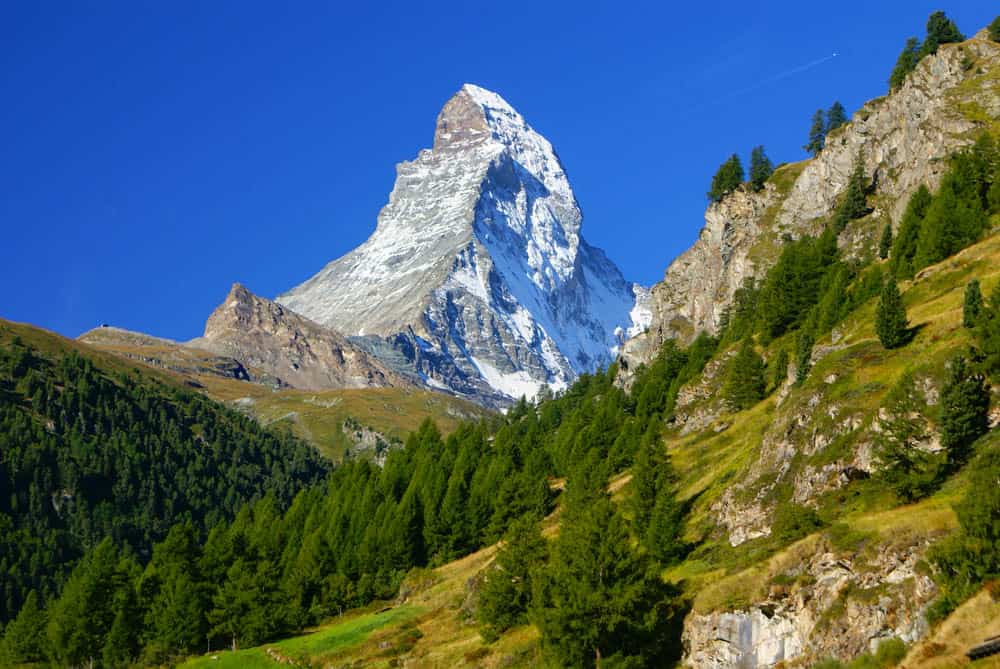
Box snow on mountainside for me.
[278,84,648,404]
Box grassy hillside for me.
[77,326,493,461]
[0,318,330,625]
[171,224,1000,669]
[195,376,491,461]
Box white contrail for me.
[696,52,839,110]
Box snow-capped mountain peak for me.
[278,84,648,405]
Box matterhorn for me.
[278,84,649,405]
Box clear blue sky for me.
[1,2,994,341]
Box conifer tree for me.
[876,372,939,502]
[531,494,678,668]
[477,515,547,641]
[804,109,826,156]
[879,223,893,260]
[920,11,964,57]
[46,539,142,667]
[976,283,1000,381]
[771,348,790,390]
[708,154,745,202]
[723,339,766,410]
[876,277,909,349]
[939,355,989,468]
[814,264,852,333]
[913,180,987,271]
[0,590,47,664]
[889,37,921,89]
[990,16,1000,42]
[963,279,983,328]
[749,145,774,191]
[833,152,869,232]
[795,330,814,385]
[826,101,848,132]
[889,185,932,278]
[142,522,209,659]
[628,436,665,531]
[645,487,685,564]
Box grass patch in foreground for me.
[180,605,422,668]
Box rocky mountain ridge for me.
[623,31,1000,374]
[278,84,649,404]
[187,283,411,391]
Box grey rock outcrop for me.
[683,539,938,668]
[624,34,1000,374]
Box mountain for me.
[6,18,1000,669]
[188,282,411,390]
[622,29,1000,375]
[278,84,649,405]
[79,324,256,382]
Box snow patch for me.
[471,356,544,401]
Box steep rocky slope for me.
[624,30,1000,373]
[188,282,411,391]
[278,84,648,404]
[79,325,255,382]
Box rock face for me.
[189,283,409,390]
[79,325,254,383]
[624,34,1000,372]
[278,84,648,404]
[683,539,938,668]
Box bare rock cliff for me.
[188,283,411,391]
[623,34,1000,375]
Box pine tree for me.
[795,330,814,385]
[530,494,679,668]
[804,109,826,156]
[976,283,1000,381]
[0,590,47,664]
[876,372,939,501]
[912,177,987,271]
[46,539,141,667]
[708,154,745,202]
[477,515,547,641]
[889,185,932,278]
[771,348,790,390]
[939,355,989,469]
[963,279,983,328]
[920,11,964,58]
[826,101,848,133]
[889,37,921,89]
[833,152,869,232]
[749,145,774,191]
[628,436,665,531]
[142,522,209,659]
[879,223,893,260]
[723,339,766,410]
[990,16,1000,42]
[876,277,909,349]
[645,487,685,564]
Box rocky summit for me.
[278,84,649,405]
[188,282,409,391]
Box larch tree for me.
[708,154,745,202]
[804,109,826,156]
[963,279,983,328]
[879,223,893,260]
[938,355,990,469]
[749,145,774,191]
[826,101,848,132]
[876,277,909,349]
